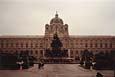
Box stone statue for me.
[50,33,62,57]
[51,33,62,49]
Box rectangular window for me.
[40,43,43,48]
[100,43,102,48]
[26,43,28,48]
[30,50,33,54]
[110,43,112,48]
[71,50,73,55]
[90,43,92,48]
[35,50,38,54]
[21,43,23,48]
[16,43,18,47]
[31,43,33,48]
[40,50,43,55]
[95,43,97,48]
[6,43,8,47]
[35,43,38,47]
[85,43,87,48]
[76,51,78,54]
[11,43,13,47]
[1,43,3,48]
[105,43,108,48]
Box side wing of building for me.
[0,35,115,59]
[0,36,44,58]
[69,36,115,58]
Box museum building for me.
[0,13,115,63]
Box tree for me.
[110,50,115,77]
[94,51,113,70]
[80,49,93,69]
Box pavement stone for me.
[0,64,114,77]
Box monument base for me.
[41,57,74,64]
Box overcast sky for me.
[0,0,115,36]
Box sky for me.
[0,0,115,36]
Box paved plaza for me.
[0,64,114,77]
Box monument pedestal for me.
[42,57,74,64]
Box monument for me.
[43,33,71,63]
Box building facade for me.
[0,13,115,61]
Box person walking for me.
[38,63,41,69]
[41,62,44,69]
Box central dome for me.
[50,13,63,24]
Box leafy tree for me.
[94,51,113,70]
[80,49,93,69]
[110,50,115,77]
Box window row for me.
[0,50,43,56]
[70,43,114,48]
[0,43,43,48]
